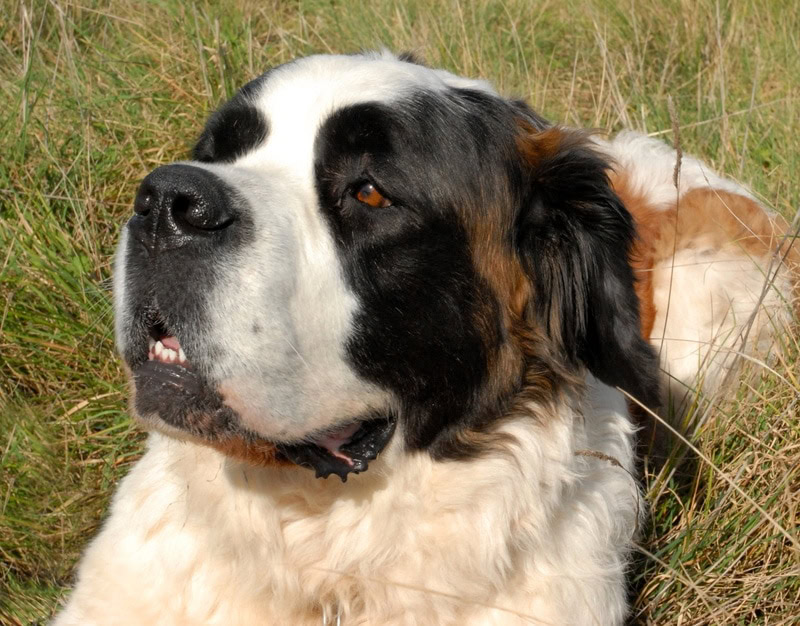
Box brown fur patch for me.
[609,175,659,338]
[208,436,287,468]
[461,125,567,417]
[515,124,573,165]
[453,124,581,447]
[611,175,799,341]
[642,187,794,267]
[465,213,530,399]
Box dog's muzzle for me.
[117,164,397,481]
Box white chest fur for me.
[54,377,639,626]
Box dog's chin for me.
[131,360,237,438]
[129,360,396,481]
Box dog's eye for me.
[354,182,392,208]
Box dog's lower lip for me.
[133,360,203,395]
[277,416,397,482]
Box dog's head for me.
[114,52,659,481]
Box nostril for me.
[134,186,155,217]
[171,193,195,229]
[171,192,234,232]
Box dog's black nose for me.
[130,164,236,251]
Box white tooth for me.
[154,341,164,356]
[163,348,176,362]
[148,338,155,350]
[178,347,186,363]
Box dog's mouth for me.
[148,334,189,368]
[276,415,396,482]
[129,317,395,481]
[131,323,231,441]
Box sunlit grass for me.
[1,0,798,623]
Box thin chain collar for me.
[321,604,342,626]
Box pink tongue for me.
[315,422,361,466]
[161,336,181,351]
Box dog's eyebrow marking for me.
[193,100,269,163]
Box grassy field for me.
[1,0,798,623]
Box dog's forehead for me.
[234,52,496,174]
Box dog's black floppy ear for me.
[397,50,426,66]
[514,124,661,407]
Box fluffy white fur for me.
[55,378,638,626]
[599,131,757,208]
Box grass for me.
[1,0,798,623]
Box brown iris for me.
[355,182,392,208]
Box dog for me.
[53,51,795,625]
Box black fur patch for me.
[193,76,269,163]
[510,99,551,132]
[314,87,659,457]
[514,129,661,407]
[133,361,238,439]
[314,95,511,453]
[397,50,425,66]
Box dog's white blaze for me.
[236,53,496,181]
[167,163,385,440]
